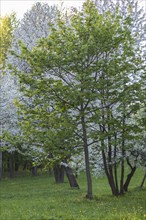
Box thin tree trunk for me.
[123,159,136,192]
[9,153,14,178]
[111,112,119,194]
[14,152,19,172]
[81,113,93,199]
[108,145,117,195]
[120,156,125,194]
[65,166,79,188]
[102,149,117,196]
[107,113,117,196]
[123,166,136,192]
[100,92,118,195]
[140,173,146,189]
[100,120,118,196]
[102,98,118,196]
[32,166,37,176]
[53,165,64,183]
[119,87,127,195]
[114,145,119,194]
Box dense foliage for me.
[0,0,145,199]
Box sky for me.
[1,0,85,18]
[1,0,146,19]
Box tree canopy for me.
[11,0,145,198]
[0,13,17,70]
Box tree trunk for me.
[0,151,2,179]
[114,156,119,194]
[140,173,146,189]
[120,158,125,194]
[32,166,37,176]
[108,166,118,195]
[123,166,136,192]
[100,104,119,196]
[102,149,118,196]
[81,114,93,199]
[108,141,117,195]
[65,166,79,188]
[14,152,19,172]
[53,165,64,183]
[113,134,119,194]
[9,153,14,178]
[120,137,125,195]
[120,104,126,195]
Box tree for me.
[0,73,20,178]
[134,107,146,189]
[92,0,146,195]
[12,0,144,198]
[1,3,59,178]
[0,13,17,70]
[0,13,17,179]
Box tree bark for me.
[102,149,118,196]
[14,152,19,172]
[140,173,146,189]
[113,133,119,195]
[120,100,126,195]
[32,166,37,176]
[65,166,79,188]
[9,153,14,178]
[100,100,119,196]
[123,166,136,192]
[107,140,117,195]
[120,157,125,195]
[81,114,93,199]
[120,129,125,195]
[53,165,64,183]
[114,150,119,194]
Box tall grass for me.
[0,170,145,220]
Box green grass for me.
[0,171,146,220]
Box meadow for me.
[0,170,145,220]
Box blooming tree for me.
[1,3,58,177]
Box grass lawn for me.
[0,170,146,220]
